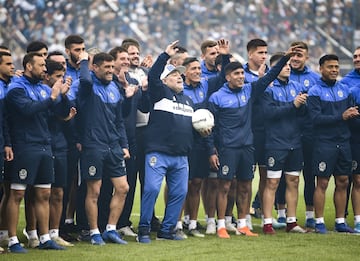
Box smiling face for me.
[226,68,245,89]
[290,48,308,71]
[127,45,140,67]
[184,60,201,86]
[320,59,339,81]
[114,51,130,73]
[93,60,115,83]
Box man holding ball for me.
[137,41,210,243]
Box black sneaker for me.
[77,230,91,242]
[150,217,161,232]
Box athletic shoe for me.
[334,223,354,233]
[0,236,9,248]
[90,234,105,245]
[102,230,128,244]
[156,230,184,241]
[315,223,327,234]
[263,224,276,235]
[250,208,262,219]
[51,236,74,247]
[118,226,137,237]
[188,229,205,238]
[28,238,40,248]
[182,222,189,230]
[225,222,237,233]
[305,218,316,229]
[175,229,188,239]
[236,226,259,237]
[217,228,230,239]
[277,217,286,224]
[354,222,360,233]
[272,218,286,229]
[286,223,307,233]
[150,217,161,232]
[206,222,216,235]
[77,230,91,242]
[62,223,79,233]
[0,246,3,253]
[38,240,65,250]
[136,234,151,243]
[8,243,28,253]
[196,222,205,230]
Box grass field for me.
[1,174,359,261]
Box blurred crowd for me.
[0,0,358,70]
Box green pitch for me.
[1,174,358,261]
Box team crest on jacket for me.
[319,162,326,172]
[241,95,246,102]
[222,165,229,175]
[199,91,204,99]
[149,156,157,167]
[19,169,27,180]
[290,89,296,97]
[337,90,343,98]
[89,166,96,176]
[352,160,358,171]
[109,92,115,101]
[40,89,47,98]
[304,79,310,87]
[268,157,275,168]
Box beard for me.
[70,52,78,65]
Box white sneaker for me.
[225,222,237,232]
[28,238,40,248]
[51,236,74,246]
[206,222,216,235]
[118,226,137,237]
[287,225,307,233]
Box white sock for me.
[28,230,38,240]
[176,221,183,230]
[264,218,272,225]
[335,218,345,224]
[90,228,100,236]
[49,229,59,238]
[278,209,286,218]
[39,233,51,244]
[106,224,116,231]
[354,215,360,224]
[286,217,297,223]
[305,211,314,220]
[189,220,197,230]
[183,215,190,224]
[225,216,232,224]
[8,236,19,247]
[65,219,74,224]
[316,217,324,224]
[207,217,215,225]
[217,219,225,229]
[237,219,247,229]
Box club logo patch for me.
[304,79,310,87]
[40,89,47,98]
[337,90,343,98]
[290,89,296,97]
[149,156,157,167]
[241,95,246,102]
[89,166,96,176]
[352,160,358,171]
[19,169,27,180]
[222,165,229,175]
[109,92,115,101]
[319,162,326,172]
[268,157,275,168]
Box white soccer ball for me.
[192,109,214,132]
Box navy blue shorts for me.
[80,146,127,181]
[351,144,360,174]
[266,148,303,172]
[313,143,352,177]
[217,146,255,181]
[11,145,54,185]
[188,146,210,180]
[53,150,68,188]
[3,161,13,182]
[253,131,266,166]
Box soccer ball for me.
[192,109,214,132]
